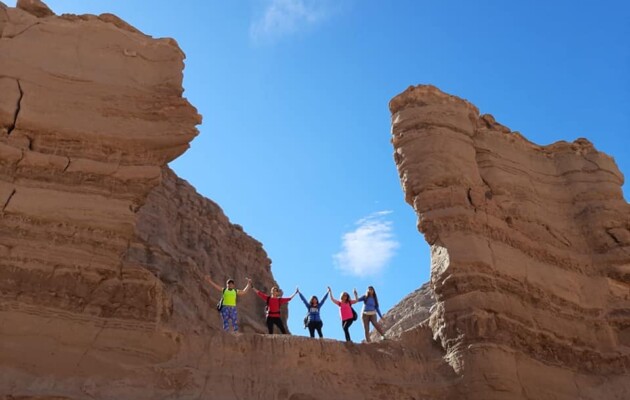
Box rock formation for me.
[0,2,456,399]
[375,282,434,340]
[2,1,628,399]
[389,85,630,399]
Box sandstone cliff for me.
[3,1,628,399]
[0,0,278,331]
[389,85,630,399]
[0,2,457,399]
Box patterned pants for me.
[220,306,238,332]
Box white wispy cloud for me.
[334,211,399,277]
[250,0,336,42]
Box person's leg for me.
[369,314,385,336]
[220,307,230,331]
[230,307,239,332]
[342,319,353,342]
[307,322,316,338]
[272,317,286,334]
[362,313,371,342]
[315,321,323,338]
[266,317,274,334]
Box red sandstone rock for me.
[16,0,53,18]
[0,2,455,399]
[389,84,630,399]
[3,1,626,399]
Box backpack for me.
[216,288,225,312]
[351,306,358,321]
[303,314,309,328]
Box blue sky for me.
[12,0,629,341]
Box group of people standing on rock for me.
[204,275,387,343]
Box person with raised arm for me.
[205,275,251,333]
[297,288,329,338]
[327,286,359,342]
[253,284,298,334]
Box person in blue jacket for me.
[353,286,386,342]
[297,288,329,338]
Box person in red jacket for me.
[253,285,298,334]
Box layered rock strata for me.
[0,3,458,399]
[1,0,271,394]
[389,85,630,399]
[0,0,278,332]
[0,323,456,400]
[376,282,434,340]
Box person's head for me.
[271,286,281,298]
[340,292,351,303]
[366,286,379,307]
[226,279,235,289]
[310,296,319,306]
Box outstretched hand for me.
[204,275,222,291]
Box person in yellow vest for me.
[205,275,251,332]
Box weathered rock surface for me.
[0,0,279,332]
[389,84,630,399]
[0,2,457,399]
[376,282,435,341]
[6,1,627,399]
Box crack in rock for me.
[7,80,23,136]
[606,229,623,246]
[2,188,16,212]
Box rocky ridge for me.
[2,1,629,399]
[0,2,456,399]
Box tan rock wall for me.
[0,3,455,399]
[390,84,630,399]
[0,1,202,327]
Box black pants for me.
[342,319,354,342]
[266,316,287,334]
[307,320,323,338]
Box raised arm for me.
[253,287,268,301]
[204,275,223,291]
[353,288,359,301]
[298,291,309,308]
[318,291,329,308]
[327,286,340,306]
[237,278,252,296]
[280,287,299,304]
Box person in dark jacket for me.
[297,289,329,338]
